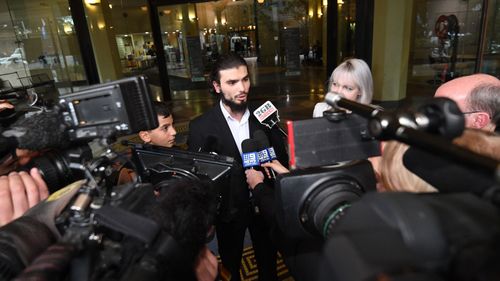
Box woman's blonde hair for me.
[329,58,373,104]
[379,141,437,193]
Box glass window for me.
[481,0,500,77]
[0,0,86,97]
[407,0,484,97]
[157,0,329,102]
[84,0,163,95]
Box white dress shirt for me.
[312,102,332,118]
[220,100,250,154]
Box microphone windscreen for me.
[241,138,259,153]
[253,130,270,148]
[402,146,496,195]
[241,138,260,168]
[3,110,67,151]
[253,129,276,161]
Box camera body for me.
[58,76,158,142]
[0,76,225,280]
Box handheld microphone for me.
[253,130,277,179]
[253,101,288,137]
[241,138,260,169]
[0,110,68,160]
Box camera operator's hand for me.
[261,160,289,178]
[16,149,40,165]
[0,99,14,111]
[194,246,218,281]
[245,169,265,190]
[0,168,49,226]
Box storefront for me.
[0,0,497,103]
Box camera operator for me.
[0,100,49,227]
[138,178,218,281]
[434,74,499,132]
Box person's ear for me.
[138,131,151,143]
[212,81,221,94]
[474,112,491,129]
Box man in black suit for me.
[188,53,287,281]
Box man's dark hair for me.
[209,53,248,93]
[153,101,172,118]
[148,178,217,262]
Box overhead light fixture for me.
[85,0,100,5]
[257,0,264,3]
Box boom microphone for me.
[0,110,68,160]
[253,101,288,137]
[241,138,260,170]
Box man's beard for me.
[220,92,248,113]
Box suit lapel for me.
[213,106,242,161]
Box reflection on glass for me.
[407,0,483,96]
[480,0,500,77]
[0,0,86,93]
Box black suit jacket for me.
[187,103,288,222]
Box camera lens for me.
[300,177,364,238]
[26,145,92,193]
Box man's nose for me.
[237,81,247,92]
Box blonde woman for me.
[313,58,374,117]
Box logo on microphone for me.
[253,101,277,124]
[257,149,271,163]
[242,152,259,168]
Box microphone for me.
[241,138,260,169]
[0,110,68,160]
[253,101,288,137]
[253,130,277,179]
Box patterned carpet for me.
[218,246,294,281]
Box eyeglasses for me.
[462,110,482,115]
[462,110,492,120]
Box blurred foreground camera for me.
[0,74,228,280]
[276,159,376,239]
[320,191,500,281]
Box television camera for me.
[0,76,234,281]
[274,93,500,281]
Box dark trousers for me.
[216,207,278,281]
